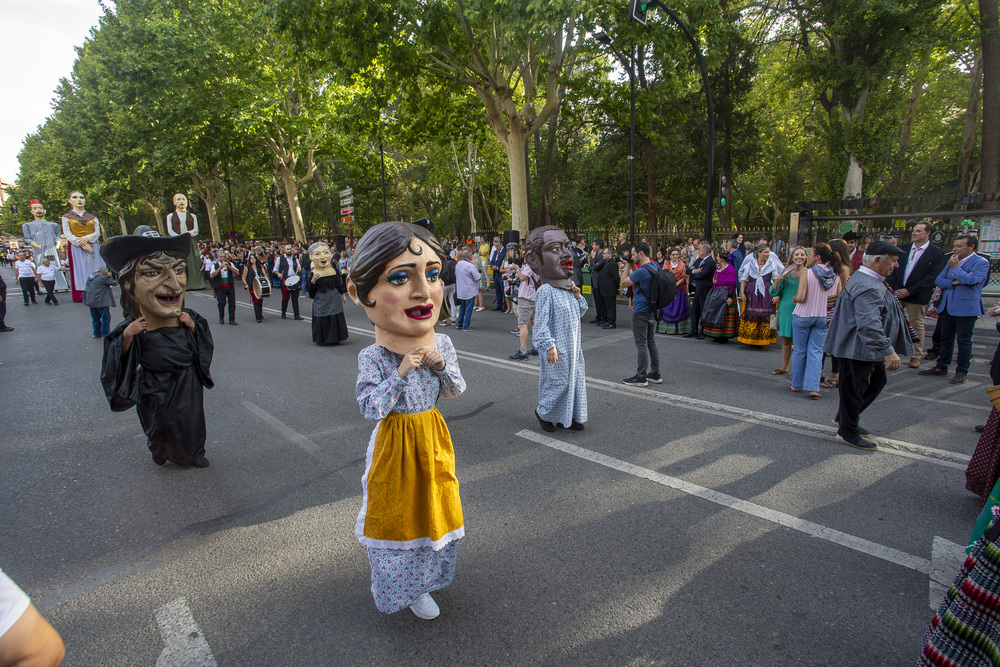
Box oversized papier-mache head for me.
[524,225,574,290]
[103,226,192,323]
[309,241,333,270]
[29,199,45,220]
[347,221,447,354]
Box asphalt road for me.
[0,265,992,666]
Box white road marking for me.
[516,429,933,574]
[155,598,216,667]
[242,400,321,455]
[929,536,968,610]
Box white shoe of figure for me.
[410,592,440,620]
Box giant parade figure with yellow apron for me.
[346,221,466,621]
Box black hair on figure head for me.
[349,221,446,308]
[524,225,563,273]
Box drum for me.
[284,275,301,289]
[252,278,263,300]
[259,280,271,298]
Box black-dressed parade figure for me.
[305,241,348,344]
[100,226,214,468]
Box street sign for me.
[340,206,353,216]
[229,230,238,239]
[342,216,354,223]
[340,196,353,206]
[339,187,353,197]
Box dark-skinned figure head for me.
[524,225,573,289]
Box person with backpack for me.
[440,246,458,326]
[620,242,663,387]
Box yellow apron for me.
[357,408,464,550]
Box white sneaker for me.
[410,592,440,620]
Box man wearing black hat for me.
[824,241,913,450]
[99,226,214,468]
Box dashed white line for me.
[242,400,321,455]
[516,429,933,575]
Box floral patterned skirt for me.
[367,541,460,614]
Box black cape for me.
[101,309,214,466]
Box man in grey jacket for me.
[82,266,118,338]
[824,241,913,450]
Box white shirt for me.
[0,569,30,637]
[14,259,36,279]
[274,255,300,278]
[168,211,199,236]
[902,241,929,284]
[37,264,58,281]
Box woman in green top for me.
[768,246,807,375]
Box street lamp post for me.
[594,32,637,247]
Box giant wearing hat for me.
[100,226,215,468]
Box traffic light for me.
[9,203,17,215]
[719,173,728,208]
[628,0,649,25]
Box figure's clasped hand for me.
[570,284,581,299]
[547,347,558,365]
[179,312,195,331]
[422,349,445,371]
[398,346,428,378]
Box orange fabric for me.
[68,219,95,237]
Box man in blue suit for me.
[919,234,990,384]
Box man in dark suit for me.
[589,239,606,324]
[887,219,946,368]
[685,242,716,339]
[595,246,619,328]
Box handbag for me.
[988,385,1000,412]
[769,312,779,330]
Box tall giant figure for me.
[526,225,589,432]
[23,199,68,291]
[347,221,466,621]
[167,193,206,290]
[61,191,103,302]
[100,226,214,469]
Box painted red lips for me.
[405,304,434,320]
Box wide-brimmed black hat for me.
[102,226,191,273]
[864,240,907,256]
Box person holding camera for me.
[209,250,238,325]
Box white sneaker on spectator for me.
[410,592,440,620]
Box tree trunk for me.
[504,130,530,236]
[278,167,307,243]
[981,0,1000,193]
[105,201,128,235]
[958,50,984,194]
[888,54,930,195]
[190,169,222,243]
[840,90,869,201]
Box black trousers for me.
[18,277,37,304]
[281,289,300,317]
[835,358,887,440]
[216,283,236,322]
[0,285,6,326]
[593,284,606,322]
[253,301,263,322]
[602,294,617,324]
[689,288,708,333]
[41,280,57,304]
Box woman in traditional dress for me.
[702,252,740,343]
[241,252,268,323]
[61,191,103,303]
[768,246,807,375]
[346,221,466,621]
[737,241,783,347]
[656,247,690,335]
[305,241,348,344]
